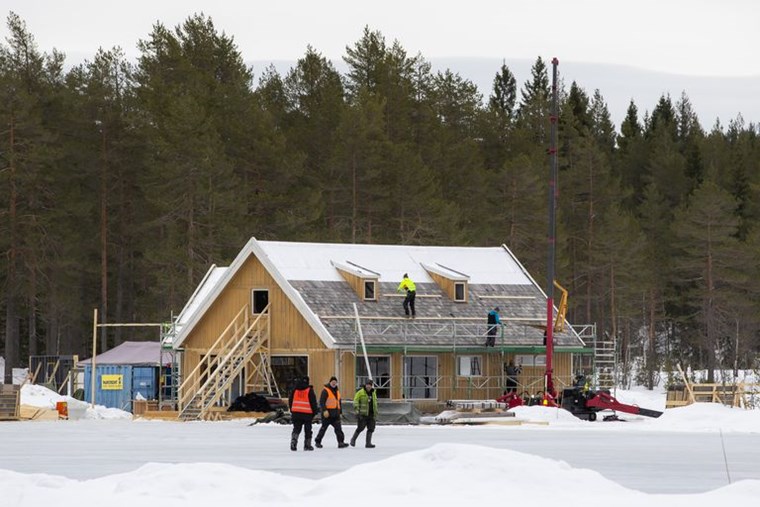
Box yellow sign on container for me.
[101,374,124,390]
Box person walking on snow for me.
[350,380,379,448]
[288,376,319,451]
[315,376,349,448]
[397,273,416,318]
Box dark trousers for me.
[506,377,518,393]
[316,417,345,444]
[352,415,376,443]
[403,291,416,316]
[291,414,313,441]
[485,326,497,347]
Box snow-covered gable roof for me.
[172,238,337,349]
[257,241,533,284]
[168,265,228,343]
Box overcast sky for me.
[3,0,759,126]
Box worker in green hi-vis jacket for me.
[397,273,416,318]
[350,379,378,448]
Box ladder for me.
[246,351,281,398]
[594,334,616,390]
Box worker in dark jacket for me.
[288,376,319,451]
[504,360,522,393]
[315,376,349,448]
[350,380,379,448]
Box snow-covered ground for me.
[1,385,759,506]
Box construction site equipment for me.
[593,331,616,391]
[533,59,661,421]
[543,56,560,403]
[560,386,663,421]
[553,280,568,333]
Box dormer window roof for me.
[332,260,380,302]
[422,263,469,302]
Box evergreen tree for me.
[646,94,677,141]
[0,12,66,371]
[283,46,346,238]
[589,89,616,154]
[618,100,642,153]
[134,14,249,312]
[516,56,550,143]
[670,182,746,381]
[488,62,517,123]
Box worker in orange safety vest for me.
[288,375,319,451]
[315,376,349,448]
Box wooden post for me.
[91,308,98,408]
[353,303,373,384]
[676,363,695,404]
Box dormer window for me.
[454,282,466,302]
[332,260,381,302]
[364,280,376,301]
[422,263,469,303]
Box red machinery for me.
[560,386,663,421]
[540,58,661,422]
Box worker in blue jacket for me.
[485,307,502,347]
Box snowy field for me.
[1,386,760,506]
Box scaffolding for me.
[348,316,596,401]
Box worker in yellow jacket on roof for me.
[397,273,416,318]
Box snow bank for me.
[21,384,131,420]
[1,444,757,506]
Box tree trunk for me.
[4,112,20,383]
[351,152,357,243]
[705,236,716,383]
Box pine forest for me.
[2,13,760,385]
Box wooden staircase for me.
[178,304,272,421]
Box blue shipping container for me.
[83,364,133,412]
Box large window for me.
[356,356,390,398]
[403,356,438,399]
[270,355,308,395]
[457,356,482,377]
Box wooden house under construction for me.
[165,238,594,420]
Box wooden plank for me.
[676,364,695,404]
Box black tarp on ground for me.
[228,392,288,412]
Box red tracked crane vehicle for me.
[534,58,662,422]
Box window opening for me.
[252,289,269,314]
